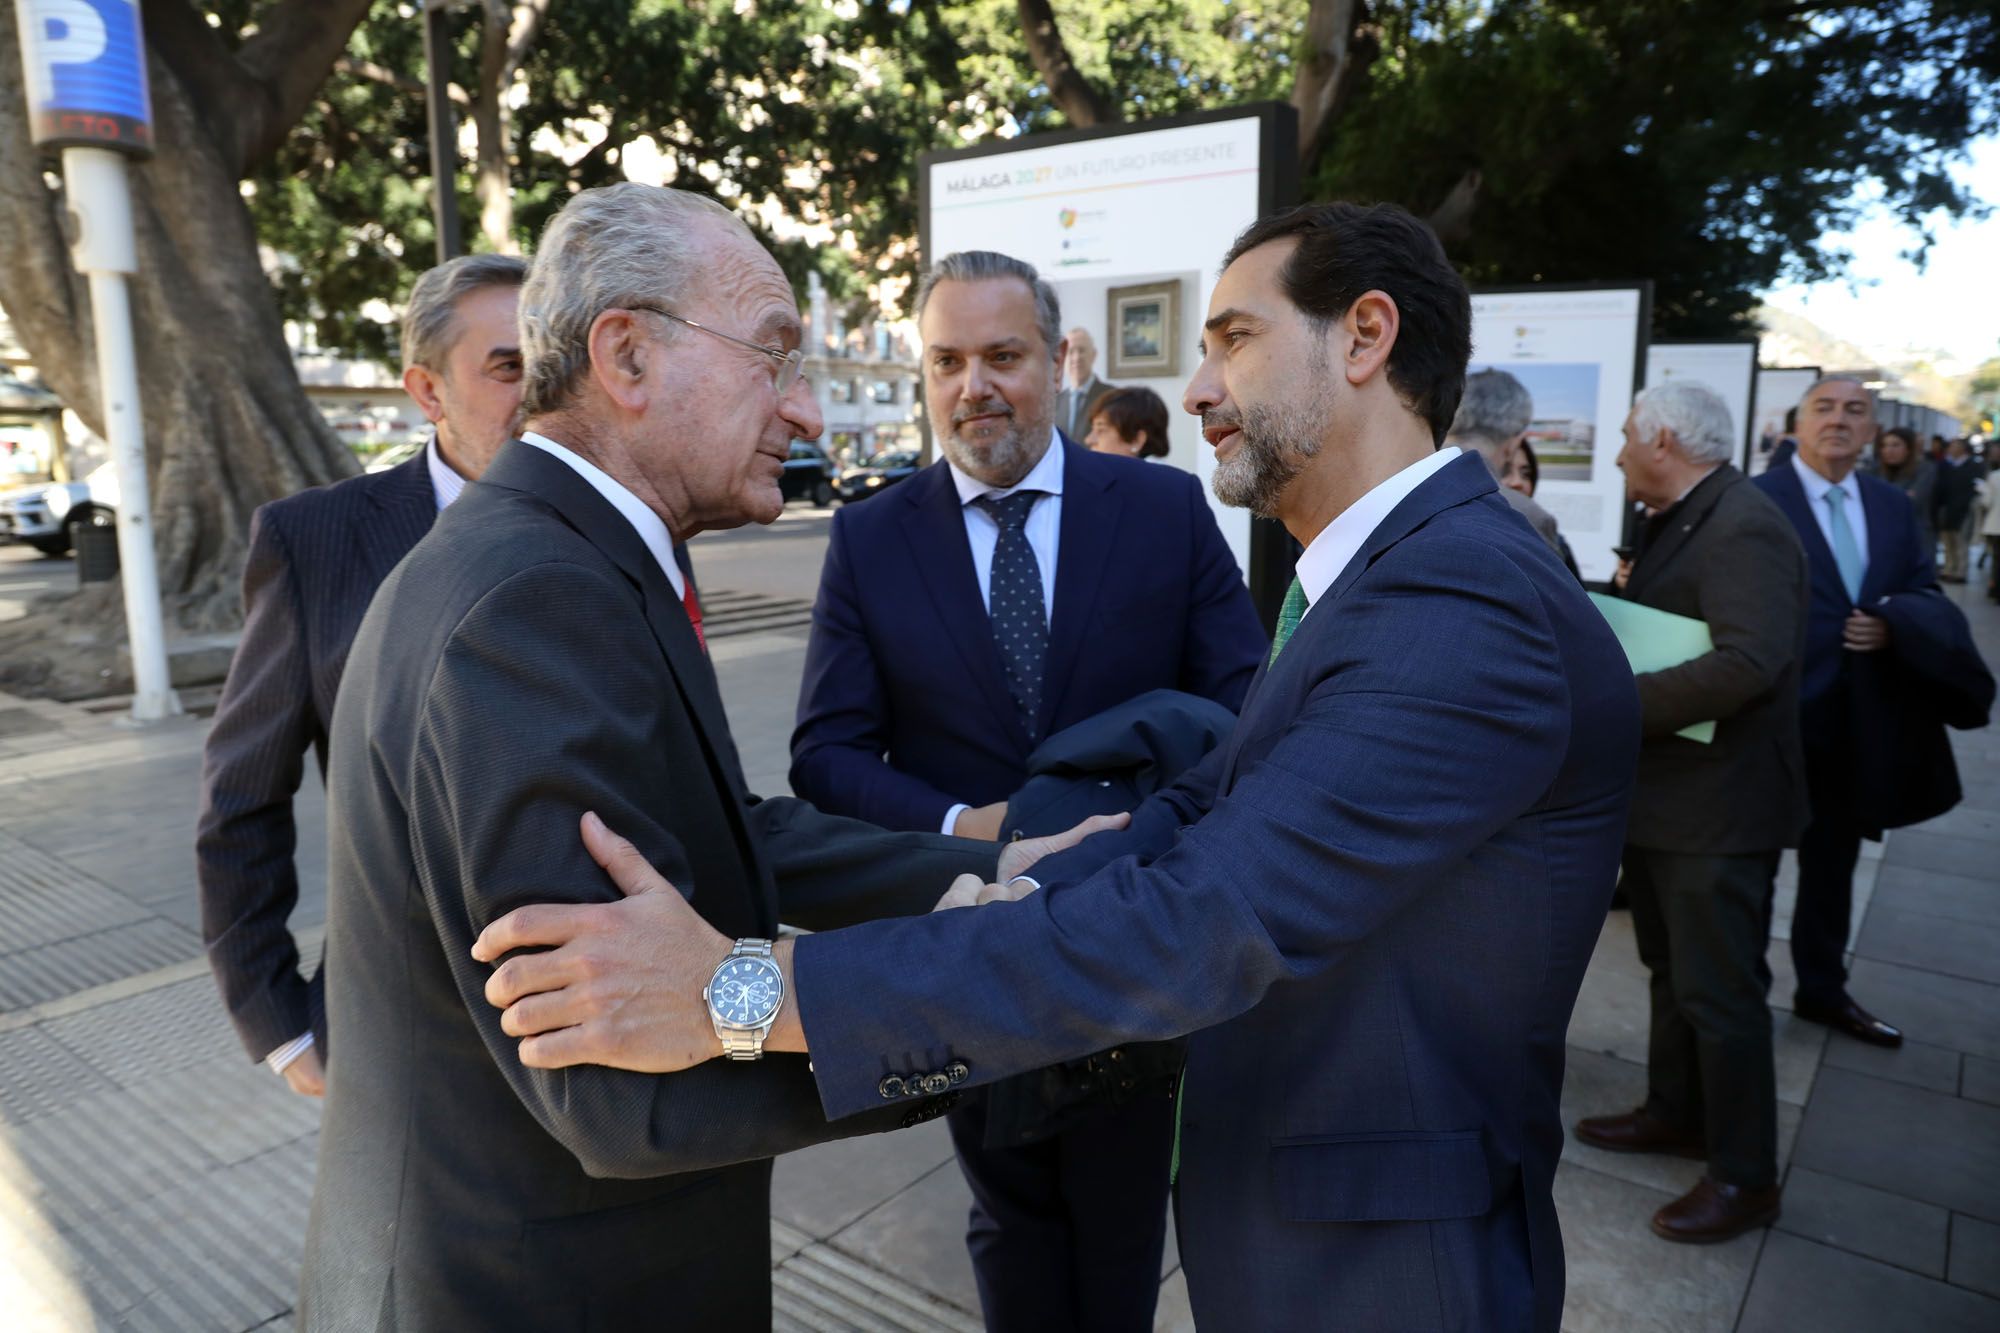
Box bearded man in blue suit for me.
[478,202,1641,1332]
[789,250,1264,1331]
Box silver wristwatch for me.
[704,938,785,1060]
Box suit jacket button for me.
[945,1061,969,1084]
[921,1072,950,1094]
[878,1075,905,1100]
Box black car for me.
[780,441,837,506]
[836,448,923,502]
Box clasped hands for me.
[470,809,1127,1074]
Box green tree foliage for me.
[249,0,1997,357]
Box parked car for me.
[0,462,119,556]
[780,441,837,507]
[835,448,923,502]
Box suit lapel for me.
[897,464,1030,747]
[1626,468,1734,603]
[361,451,438,581]
[1857,476,1903,605]
[1038,439,1120,733]
[1218,452,1497,792]
[1764,463,1853,608]
[478,443,769,920]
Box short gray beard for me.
[1210,376,1335,519]
[937,398,1056,488]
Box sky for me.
[1761,135,2000,369]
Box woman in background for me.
[1084,386,1171,460]
[1874,426,1939,559]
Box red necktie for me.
[682,580,706,653]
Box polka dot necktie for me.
[974,489,1049,740]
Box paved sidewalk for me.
[1,592,1997,1330]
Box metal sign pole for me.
[15,0,179,721]
[423,0,463,262]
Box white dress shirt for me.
[1293,448,1461,618]
[521,431,685,598]
[940,430,1066,833]
[947,428,1065,617]
[426,436,468,511]
[1789,452,1869,574]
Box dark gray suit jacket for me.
[1623,465,1811,854]
[196,453,434,1061]
[298,442,987,1331]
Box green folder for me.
[1587,592,1717,744]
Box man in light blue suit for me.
[476,201,1641,1332]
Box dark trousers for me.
[1794,755,1865,1009]
[1626,845,1782,1190]
[946,1088,1175,1332]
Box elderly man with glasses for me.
[296,183,1107,1331]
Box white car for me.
[0,462,119,556]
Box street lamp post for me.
[14,0,180,722]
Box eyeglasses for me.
[627,304,804,394]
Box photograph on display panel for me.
[1106,280,1182,379]
[1469,361,1601,482]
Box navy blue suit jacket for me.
[1752,462,1938,718]
[790,438,1264,831]
[793,453,1640,1331]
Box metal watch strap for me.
[718,938,775,1061]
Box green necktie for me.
[1825,486,1867,603]
[1173,575,1312,1183]
[1267,576,1310,666]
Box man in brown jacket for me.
[1575,380,1811,1244]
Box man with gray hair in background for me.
[197,251,527,1100]
[297,184,1094,1329]
[1444,367,1570,564]
[1575,379,1809,1243]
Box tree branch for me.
[502,0,553,83]
[335,56,473,108]
[1015,0,1119,127]
[229,0,377,172]
[1426,167,1482,249]
[1292,0,1379,168]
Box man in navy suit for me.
[790,249,1263,1330]
[195,253,527,1096]
[1752,374,1934,1047]
[477,201,1641,1332]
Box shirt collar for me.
[426,435,468,512]
[519,431,685,598]
[1293,448,1462,612]
[948,427,1067,507]
[1791,451,1858,506]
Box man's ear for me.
[588,309,650,412]
[1341,290,1400,388]
[402,365,447,426]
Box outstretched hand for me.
[472,812,733,1073]
[995,811,1129,885]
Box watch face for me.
[710,955,782,1028]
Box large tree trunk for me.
[1293,0,1378,168]
[471,0,549,254]
[0,0,364,696]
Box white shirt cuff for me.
[265,1031,315,1074]
[1007,875,1041,892]
[941,803,969,835]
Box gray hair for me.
[1631,379,1736,465]
[518,183,746,417]
[400,252,528,372]
[913,251,1063,357]
[1803,372,1877,406]
[1447,369,1534,447]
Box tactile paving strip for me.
[0,827,154,951]
[0,918,203,1013]
[41,976,244,1087]
[0,1026,118,1124]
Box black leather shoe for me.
[1574,1109,1707,1160]
[1794,995,1903,1047]
[1652,1176,1781,1243]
